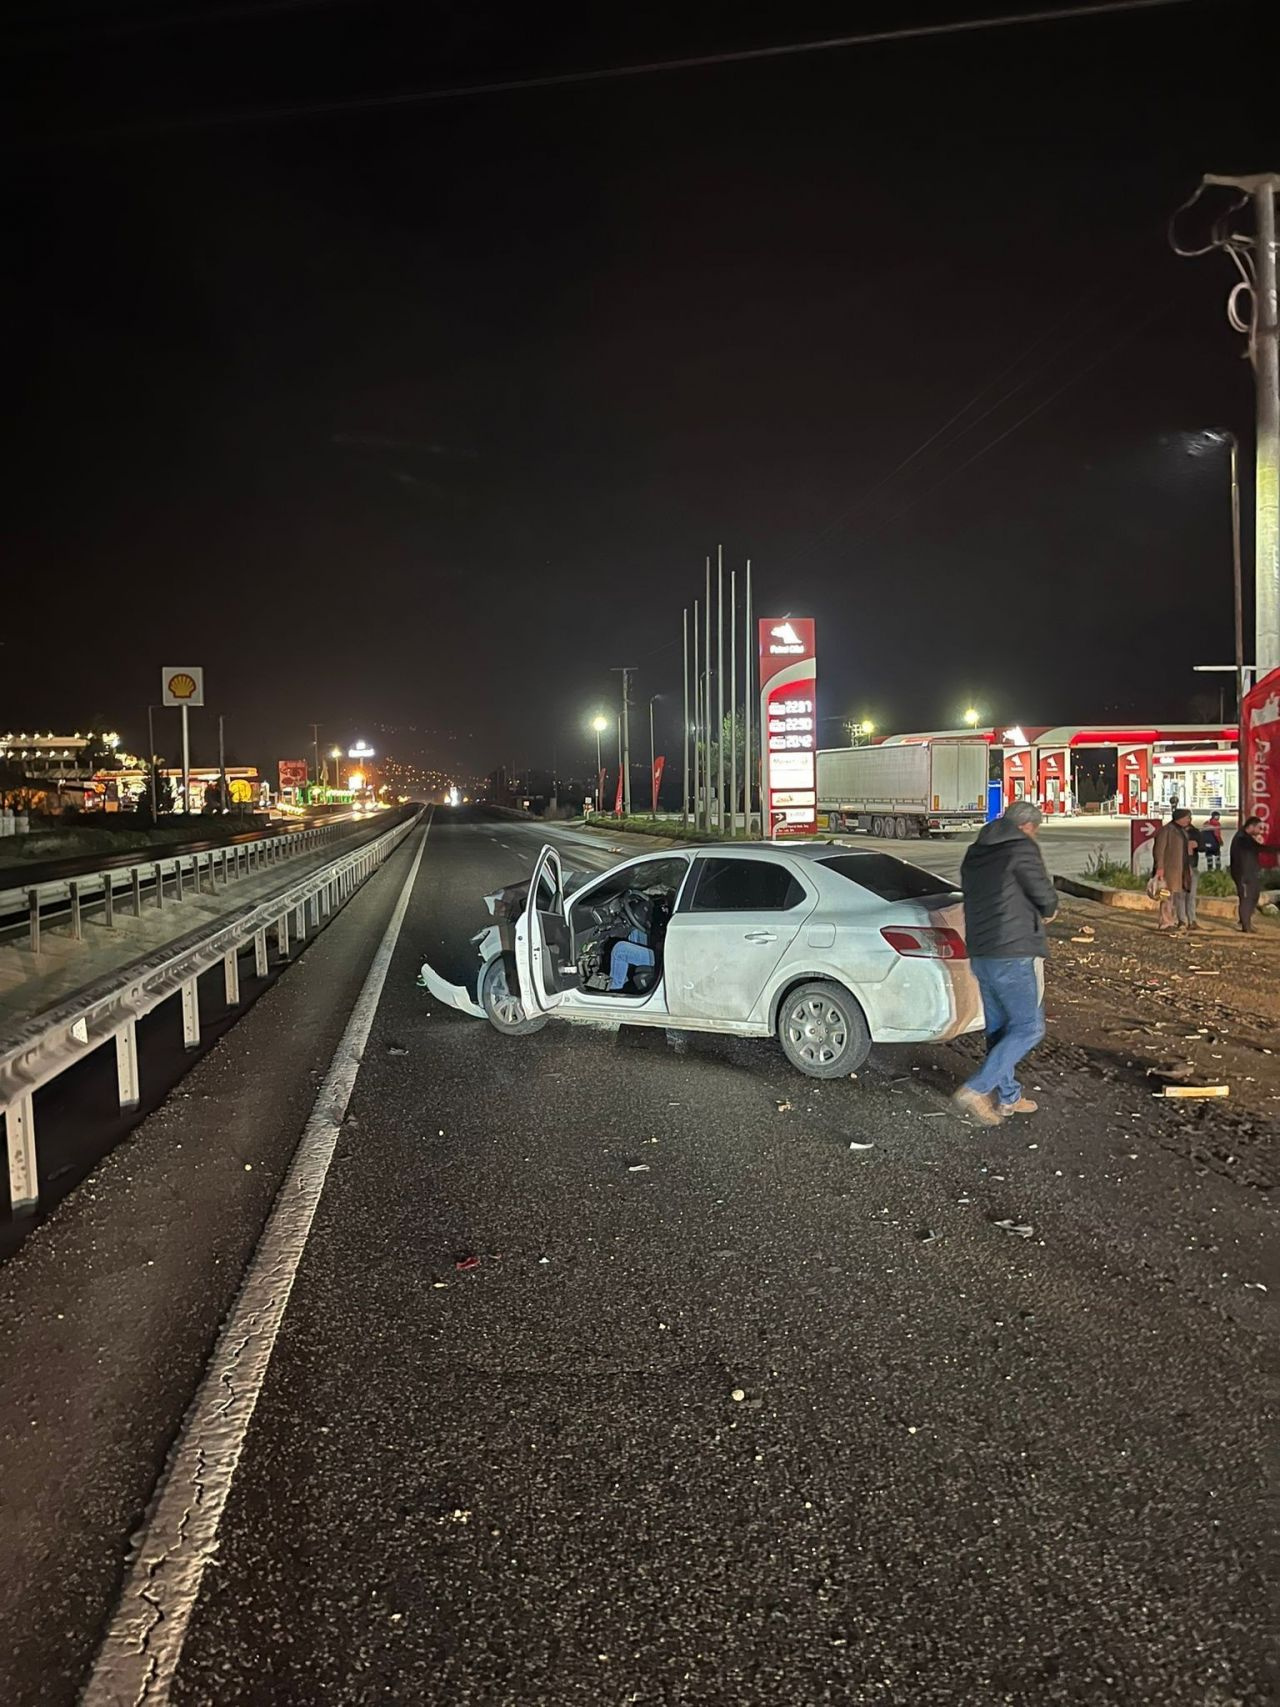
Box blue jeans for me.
[964,956,1045,1107]
[609,930,654,991]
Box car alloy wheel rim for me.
[490,966,523,1027]
[787,996,848,1065]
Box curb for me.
[1053,872,1269,925]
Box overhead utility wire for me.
[23,0,1207,145]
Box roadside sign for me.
[759,616,817,836]
[278,759,309,788]
[161,666,204,708]
[1130,818,1159,874]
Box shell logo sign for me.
[161,665,204,708]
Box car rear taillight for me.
[880,926,968,960]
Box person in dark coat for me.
[1152,809,1194,931]
[1230,816,1280,932]
[1200,812,1223,871]
[953,800,1058,1126]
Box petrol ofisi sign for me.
[759,617,817,836]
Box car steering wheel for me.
[620,890,649,934]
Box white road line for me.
[82,813,433,1707]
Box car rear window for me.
[819,853,958,902]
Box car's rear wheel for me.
[777,980,871,1078]
[894,814,909,839]
[480,955,548,1036]
[871,815,885,838]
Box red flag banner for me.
[652,755,665,813]
[614,766,624,815]
[1242,664,1280,866]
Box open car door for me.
[514,845,570,1016]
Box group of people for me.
[1152,808,1279,934]
[951,797,1277,1128]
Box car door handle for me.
[743,930,777,943]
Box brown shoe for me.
[999,1096,1039,1117]
[952,1086,1001,1127]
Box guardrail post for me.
[69,881,82,940]
[294,903,306,941]
[277,912,290,958]
[5,1093,38,1213]
[175,859,184,902]
[28,889,40,955]
[307,892,320,929]
[224,947,240,1006]
[132,866,143,915]
[115,1020,140,1109]
[103,875,114,928]
[254,927,268,977]
[181,978,200,1048]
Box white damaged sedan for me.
[421,839,983,1078]
[423,841,982,1079]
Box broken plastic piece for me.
[993,1219,1035,1238]
[454,1255,480,1271]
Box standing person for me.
[1185,818,1202,930]
[1200,812,1223,870]
[1152,808,1194,931]
[952,801,1058,1126]
[1230,816,1280,933]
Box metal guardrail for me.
[0,816,373,949]
[0,809,421,1216]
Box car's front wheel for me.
[480,955,548,1037]
[777,980,871,1078]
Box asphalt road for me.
[2,808,1272,1706]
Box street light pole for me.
[612,667,635,816]
[146,704,158,819]
[649,696,657,815]
[716,544,725,836]
[744,558,753,834]
[692,600,701,827]
[682,608,690,828]
[729,566,737,837]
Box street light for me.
[330,746,342,792]
[963,707,981,727]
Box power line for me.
[784,235,1163,573]
[22,0,1207,147]
[837,302,1173,553]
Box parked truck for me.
[816,742,988,838]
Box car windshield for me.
[818,852,958,902]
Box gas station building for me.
[880,724,1240,816]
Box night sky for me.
[4,0,1272,781]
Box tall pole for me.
[612,667,634,816]
[147,704,158,820]
[181,704,190,815]
[729,567,737,837]
[1256,180,1280,677]
[1231,431,1246,817]
[692,600,701,828]
[703,556,712,832]
[309,723,321,791]
[744,559,753,835]
[649,698,657,815]
[594,725,603,814]
[218,713,226,811]
[716,545,725,835]
[682,608,690,827]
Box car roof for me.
[659,840,845,861]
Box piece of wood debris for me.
[1154,1084,1230,1099]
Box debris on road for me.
[847,1140,875,1151]
[993,1219,1036,1239]
[1154,1085,1230,1099]
[454,1255,480,1272]
[777,1099,793,1113]
[627,1163,651,1173]
[387,1044,410,1056]
[731,1388,746,1402]
[917,1228,944,1244]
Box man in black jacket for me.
[1230,816,1280,932]
[953,800,1058,1125]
